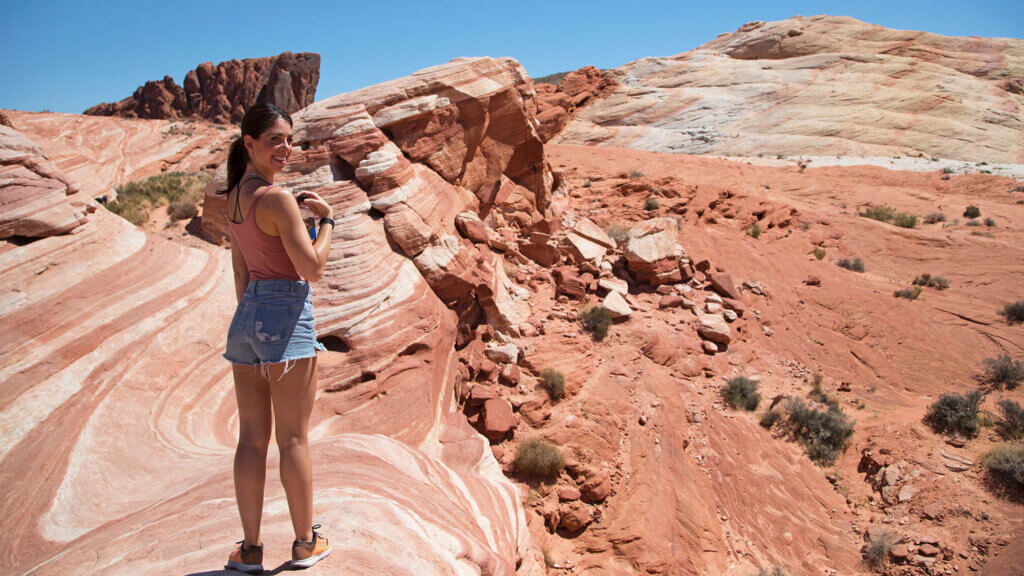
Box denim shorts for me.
[223,279,327,366]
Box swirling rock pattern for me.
[0,61,543,575]
[0,126,87,238]
[554,15,1024,163]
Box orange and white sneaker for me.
[291,524,331,569]
[226,540,263,574]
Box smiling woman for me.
[216,103,335,573]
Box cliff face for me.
[84,51,320,124]
[552,15,1024,163]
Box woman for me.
[220,103,333,573]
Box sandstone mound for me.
[84,51,320,124]
[0,59,545,574]
[554,15,1024,163]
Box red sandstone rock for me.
[706,272,740,300]
[579,469,612,503]
[659,294,684,308]
[85,52,320,124]
[554,267,587,300]
[481,398,516,441]
[558,501,593,533]
[534,66,618,141]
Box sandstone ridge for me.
[554,15,1024,163]
[84,51,320,124]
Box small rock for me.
[659,294,684,308]
[804,276,821,286]
[603,290,632,319]
[919,543,940,557]
[638,415,648,425]
[723,310,738,322]
[558,487,581,501]
[702,341,718,355]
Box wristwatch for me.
[319,217,335,229]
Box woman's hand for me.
[297,191,333,219]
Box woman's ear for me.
[243,134,254,152]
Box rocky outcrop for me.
[624,217,687,285]
[554,16,1024,163]
[85,52,320,124]
[0,125,87,237]
[534,66,618,141]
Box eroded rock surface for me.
[85,52,320,124]
[0,126,87,237]
[554,15,1024,162]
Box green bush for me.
[760,409,782,429]
[784,398,854,465]
[893,212,918,228]
[514,437,565,480]
[925,391,982,437]
[964,205,981,218]
[996,399,1024,440]
[863,529,897,568]
[860,205,896,222]
[606,224,629,243]
[837,257,865,272]
[983,355,1024,389]
[998,301,1024,325]
[108,171,210,227]
[167,200,198,221]
[982,442,1024,488]
[984,217,996,227]
[721,377,760,411]
[812,247,826,260]
[942,166,955,174]
[644,196,660,211]
[924,212,946,224]
[894,286,923,300]
[541,368,565,401]
[581,306,613,341]
[629,170,644,179]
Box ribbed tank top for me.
[228,178,302,281]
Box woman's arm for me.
[262,188,334,282]
[229,228,250,303]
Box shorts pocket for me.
[252,303,302,346]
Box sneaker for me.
[226,541,263,574]
[291,524,331,568]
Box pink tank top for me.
[228,179,302,281]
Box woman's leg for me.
[267,356,318,542]
[232,363,273,547]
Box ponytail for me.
[219,137,248,195]
[217,103,293,195]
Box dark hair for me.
[218,103,293,194]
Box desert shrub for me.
[983,355,1024,389]
[812,247,826,260]
[912,274,951,290]
[863,529,897,568]
[894,286,923,300]
[942,166,955,174]
[760,409,782,429]
[784,398,855,465]
[167,200,198,221]
[964,205,981,218]
[606,224,629,243]
[747,222,762,239]
[924,212,946,224]
[541,368,566,401]
[514,438,565,480]
[629,170,644,179]
[581,306,613,341]
[859,204,896,222]
[965,219,982,226]
[998,301,1024,325]
[996,400,1024,440]
[721,376,760,411]
[755,567,788,576]
[837,257,865,273]
[925,391,982,437]
[983,443,1024,488]
[108,171,210,226]
[644,196,660,211]
[984,217,996,227]
[893,212,918,228]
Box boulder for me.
[698,314,732,345]
[598,277,629,295]
[579,469,612,503]
[558,501,593,533]
[624,217,686,286]
[520,240,560,267]
[603,290,632,319]
[481,398,516,441]
[555,267,588,300]
[564,230,607,263]
[455,212,490,243]
[572,217,616,249]
[558,487,581,501]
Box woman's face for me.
[245,117,292,175]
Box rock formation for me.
[553,15,1024,163]
[0,125,87,237]
[84,52,320,124]
[534,65,618,141]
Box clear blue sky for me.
[2,0,1021,113]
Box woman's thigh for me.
[267,357,317,443]
[233,364,272,446]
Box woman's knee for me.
[238,430,271,453]
[275,432,308,452]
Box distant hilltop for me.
[84,51,319,124]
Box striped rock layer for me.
[554,15,1024,163]
[0,126,87,238]
[0,62,543,575]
